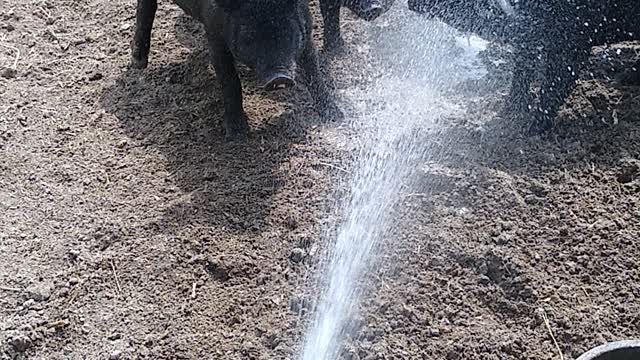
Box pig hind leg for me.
[131,0,158,69]
[531,39,589,134]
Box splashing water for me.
[301,5,488,360]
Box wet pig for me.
[131,0,344,141]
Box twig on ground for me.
[541,308,564,360]
[46,320,69,329]
[0,286,21,292]
[0,42,21,69]
[316,161,349,174]
[110,260,123,296]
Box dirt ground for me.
[1,1,639,360]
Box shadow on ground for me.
[99,15,322,238]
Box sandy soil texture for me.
[1,1,639,359]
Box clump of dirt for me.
[1,1,639,360]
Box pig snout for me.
[358,1,384,21]
[259,70,297,91]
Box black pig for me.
[320,0,394,50]
[408,0,640,133]
[131,0,344,141]
[516,1,640,133]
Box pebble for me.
[26,282,53,302]
[88,72,103,81]
[69,277,79,286]
[109,350,122,360]
[289,248,305,263]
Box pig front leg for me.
[208,38,249,142]
[299,43,345,122]
[618,60,640,86]
[320,0,344,51]
[131,0,158,69]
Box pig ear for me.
[215,0,240,10]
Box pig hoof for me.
[130,48,149,69]
[320,101,345,122]
[223,113,249,142]
[323,37,346,53]
[527,117,552,136]
[130,56,149,69]
[617,70,640,86]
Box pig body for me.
[408,0,640,133]
[131,0,343,141]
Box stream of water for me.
[301,5,488,360]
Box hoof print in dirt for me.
[617,158,640,184]
[9,334,32,353]
[205,257,231,282]
[1,67,17,79]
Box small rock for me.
[10,334,32,352]
[68,249,80,261]
[109,350,122,360]
[23,299,35,308]
[88,72,103,81]
[241,340,256,355]
[116,139,127,149]
[68,277,79,286]
[27,282,53,302]
[17,115,27,126]
[289,248,305,263]
[495,232,514,245]
[188,254,206,264]
[1,67,17,79]
[446,350,459,360]
[533,307,545,326]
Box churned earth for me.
[1,1,639,359]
